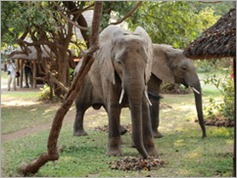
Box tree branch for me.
[18,2,103,175]
[110,1,142,25]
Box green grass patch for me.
[2,124,233,177]
[1,103,59,134]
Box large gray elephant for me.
[73,44,206,139]
[77,25,158,158]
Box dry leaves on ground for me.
[109,156,166,171]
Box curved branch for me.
[110,1,142,25]
[18,2,103,175]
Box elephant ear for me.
[90,25,124,87]
[152,44,175,83]
[134,26,153,83]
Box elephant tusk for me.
[119,89,125,104]
[191,86,200,95]
[144,91,152,106]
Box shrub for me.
[204,69,234,120]
[38,84,51,101]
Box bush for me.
[195,58,232,73]
[38,84,61,102]
[38,84,51,101]
[204,69,234,120]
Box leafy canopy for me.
[127,1,232,48]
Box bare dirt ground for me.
[1,76,106,142]
[1,106,102,142]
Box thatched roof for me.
[183,8,236,59]
[10,45,53,60]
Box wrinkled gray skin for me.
[74,44,206,139]
[77,25,158,159]
[150,44,206,138]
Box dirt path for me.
[1,76,107,142]
[1,107,102,143]
[1,110,74,142]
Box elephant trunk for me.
[193,82,207,138]
[125,78,148,158]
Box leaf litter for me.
[109,156,166,171]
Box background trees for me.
[127,1,233,48]
[1,1,233,98]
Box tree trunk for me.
[18,2,103,175]
[54,50,70,97]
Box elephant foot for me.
[73,130,88,137]
[144,137,159,157]
[119,125,128,135]
[146,146,159,157]
[152,130,163,138]
[107,148,122,157]
[107,137,122,156]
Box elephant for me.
[75,25,158,159]
[73,44,207,139]
[149,44,206,138]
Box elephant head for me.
[89,25,157,158]
[152,44,206,138]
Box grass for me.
[1,103,59,134]
[1,70,234,177]
[2,124,233,177]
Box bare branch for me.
[54,2,89,31]
[110,1,142,25]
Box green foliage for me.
[38,84,51,101]
[195,59,232,73]
[127,1,220,48]
[203,69,234,120]
[1,2,62,48]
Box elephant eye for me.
[181,65,187,71]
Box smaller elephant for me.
[73,44,206,139]
[150,44,206,138]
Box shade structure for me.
[183,8,236,59]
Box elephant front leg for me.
[73,109,88,136]
[107,105,122,156]
[150,99,163,138]
[143,98,159,156]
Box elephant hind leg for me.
[74,129,88,137]
[73,109,88,137]
[152,130,163,138]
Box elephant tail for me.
[148,92,163,101]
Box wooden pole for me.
[32,60,37,88]
[233,57,236,177]
[20,59,23,88]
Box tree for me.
[18,2,103,175]
[2,2,92,97]
[127,1,221,48]
[1,1,142,99]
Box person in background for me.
[23,60,32,88]
[7,59,17,91]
